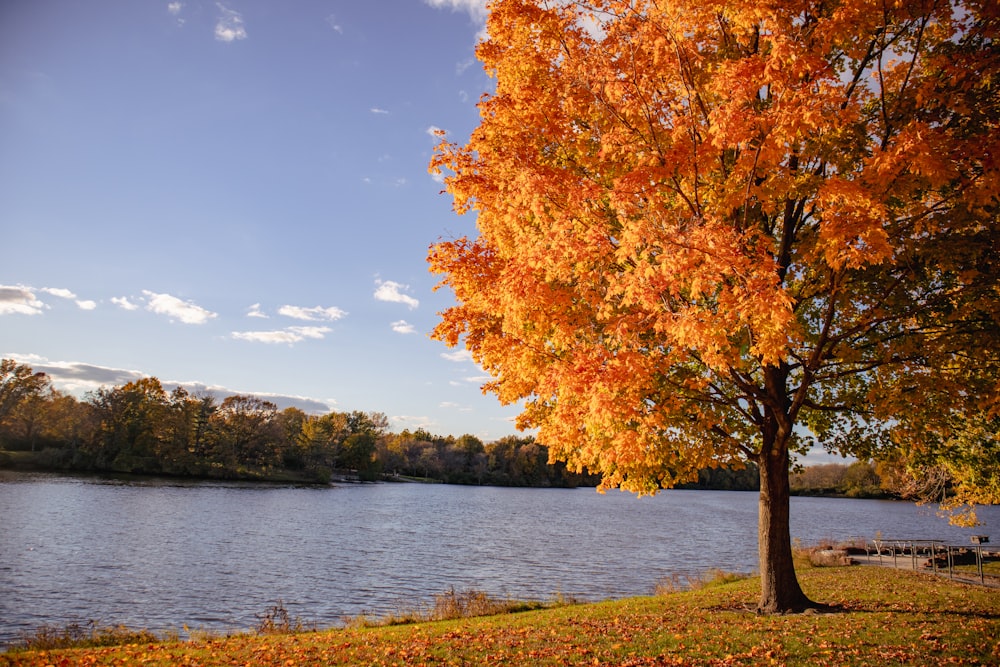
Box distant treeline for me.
[0,358,885,495]
[789,461,889,499]
[0,359,599,487]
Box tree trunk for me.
[757,442,813,613]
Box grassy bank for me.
[3,566,998,666]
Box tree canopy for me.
[429,0,999,611]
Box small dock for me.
[850,536,999,588]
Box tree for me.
[159,388,218,473]
[877,413,1000,525]
[7,387,58,452]
[214,395,280,468]
[429,0,999,612]
[297,412,349,472]
[86,378,169,471]
[0,359,50,436]
[341,432,380,480]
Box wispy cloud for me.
[247,303,268,318]
[424,0,489,41]
[374,279,419,310]
[391,414,439,432]
[440,400,473,412]
[278,304,347,322]
[1,284,96,314]
[0,285,45,316]
[167,2,186,26]
[41,287,95,311]
[215,2,247,42]
[7,354,335,413]
[391,320,416,334]
[232,325,332,344]
[326,14,343,34]
[370,107,390,115]
[5,355,146,393]
[40,287,74,299]
[423,0,488,22]
[142,290,217,324]
[440,349,473,362]
[111,296,139,311]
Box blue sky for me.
[0,0,520,439]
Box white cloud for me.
[6,355,146,393]
[142,290,217,325]
[111,296,138,311]
[167,2,185,26]
[288,325,330,339]
[440,349,473,362]
[37,287,94,310]
[41,287,75,300]
[370,107,390,115]
[9,354,336,413]
[374,279,419,310]
[278,304,348,322]
[326,14,343,33]
[391,414,439,431]
[39,287,97,310]
[247,303,268,318]
[215,3,247,42]
[391,320,416,334]
[232,330,298,344]
[439,401,473,412]
[0,285,45,316]
[232,325,332,344]
[423,0,488,21]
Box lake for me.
[1,471,997,645]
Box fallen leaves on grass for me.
[2,568,998,666]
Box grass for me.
[2,566,998,666]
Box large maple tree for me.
[429,0,999,612]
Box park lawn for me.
[2,566,998,666]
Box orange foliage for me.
[429,0,999,503]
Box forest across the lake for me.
[1,358,890,497]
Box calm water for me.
[1,471,997,645]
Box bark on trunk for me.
[757,442,813,613]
